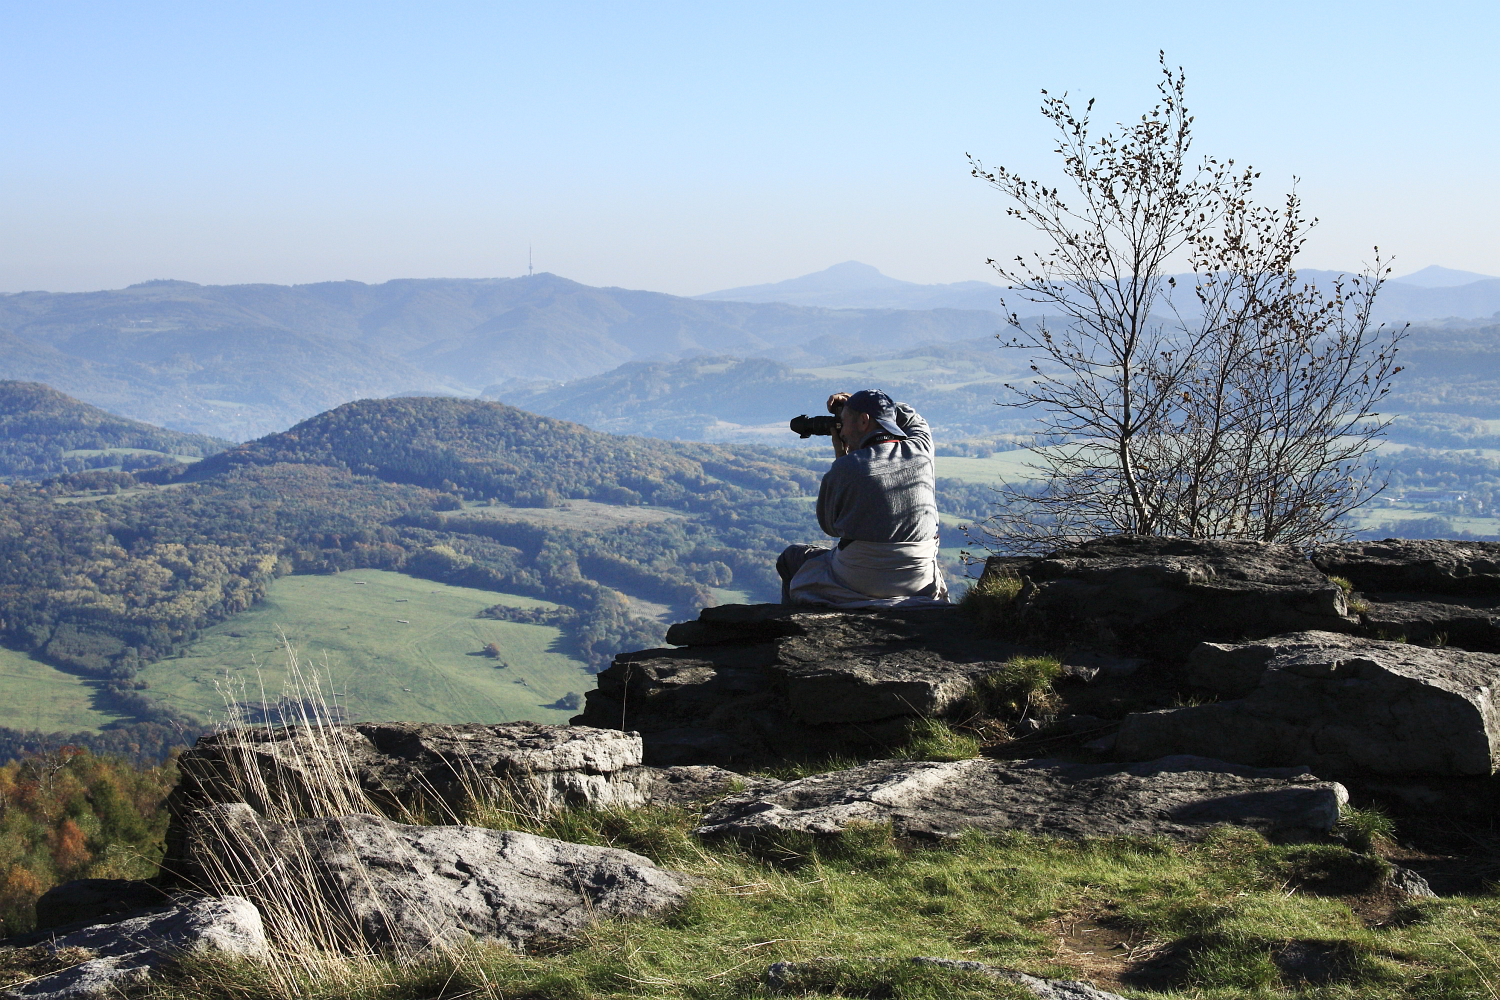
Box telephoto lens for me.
[789,414,838,438]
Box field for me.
[0,646,125,733]
[934,451,1037,485]
[138,570,596,727]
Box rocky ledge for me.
[1118,631,1500,778]
[573,602,1036,769]
[698,755,1347,842]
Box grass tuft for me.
[969,655,1063,721]
[1337,804,1398,853]
[959,571,1023,633]
[898,719,983,762]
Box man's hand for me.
[826,392,850,457]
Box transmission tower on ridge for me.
[528,245,533,278]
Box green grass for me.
[138,570,595,726]
[934,453,1040,485]
[0,646,127,733]
[143,809,1500,1000]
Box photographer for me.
[777,389,948,607]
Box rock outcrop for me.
[162,722,755,886]
[4,896,266,1000]
[978,536,1352,661]
[1117,631,1500,777]
[698,755,1346,842]
[574,603,1032,769]
[1314,539,1500,596]
[1314,540,1500,653]
[174,802,688,954]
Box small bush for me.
[959,570,1023,633]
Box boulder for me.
[173,721,646,817]
[163,722,653,881]
[766,957,1127,999]
[978,537,1350,661]
[1314,539,1500,595]
[575,604,1033,769]
[33,880,166,933]
[1119,631,1500,778]
[697,755,1345,841]
[174,802,688,954]
[3,896,266,1000]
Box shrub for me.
[959,570,1023,633]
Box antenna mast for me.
[528,245,533,278]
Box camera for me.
[789,414,839,438]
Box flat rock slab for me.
[3,896,266,1000]
[1314,539,1500,595]
[767,957,1126,999]
[982,537,1350,662]
[1357,596,1500,653]
[576,605,1031,769]
[1123,630,1500,777]
[180,803,689,954]
[697,755,1346,841]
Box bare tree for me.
[969,55,1404,552]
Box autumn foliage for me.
[0,747,175,936]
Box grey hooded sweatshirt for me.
[815,402,938,543]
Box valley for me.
[139,570,590,728]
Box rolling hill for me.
[486,341,1033,444]
[0,381,228,480]
[0,391,853,748]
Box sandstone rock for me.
[980,537,1350,661]
[766,957,1126,999]
[33,880,166,932]
[635,765,777,808]
[697,755,1345,841]
[575,604,1032,769]
[1388,864,1437,899]
[175,721,644,816]
[1357,596,1500,652]
[4,896,266,1000]
[177,803,688,954]
[1314,539,1500,595]
[1121,631,1500,777]
[164,722,649,881]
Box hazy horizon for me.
[1,2,1496,296]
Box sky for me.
[1,1,1496,296]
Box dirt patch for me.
[1042,914,1173,994]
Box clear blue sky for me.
[1,1,1495,295]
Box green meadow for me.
[138,570,595,727]
[0,646,125,733]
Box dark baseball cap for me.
[842,389,906,439]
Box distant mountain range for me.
[700,261,1500,322]
[0,276,1002,439]
[3,263,1495,443]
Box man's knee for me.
[777,543,824,582]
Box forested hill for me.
[186,396,818,508]
[0,381,228,480]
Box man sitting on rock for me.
[777,389,949,607]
